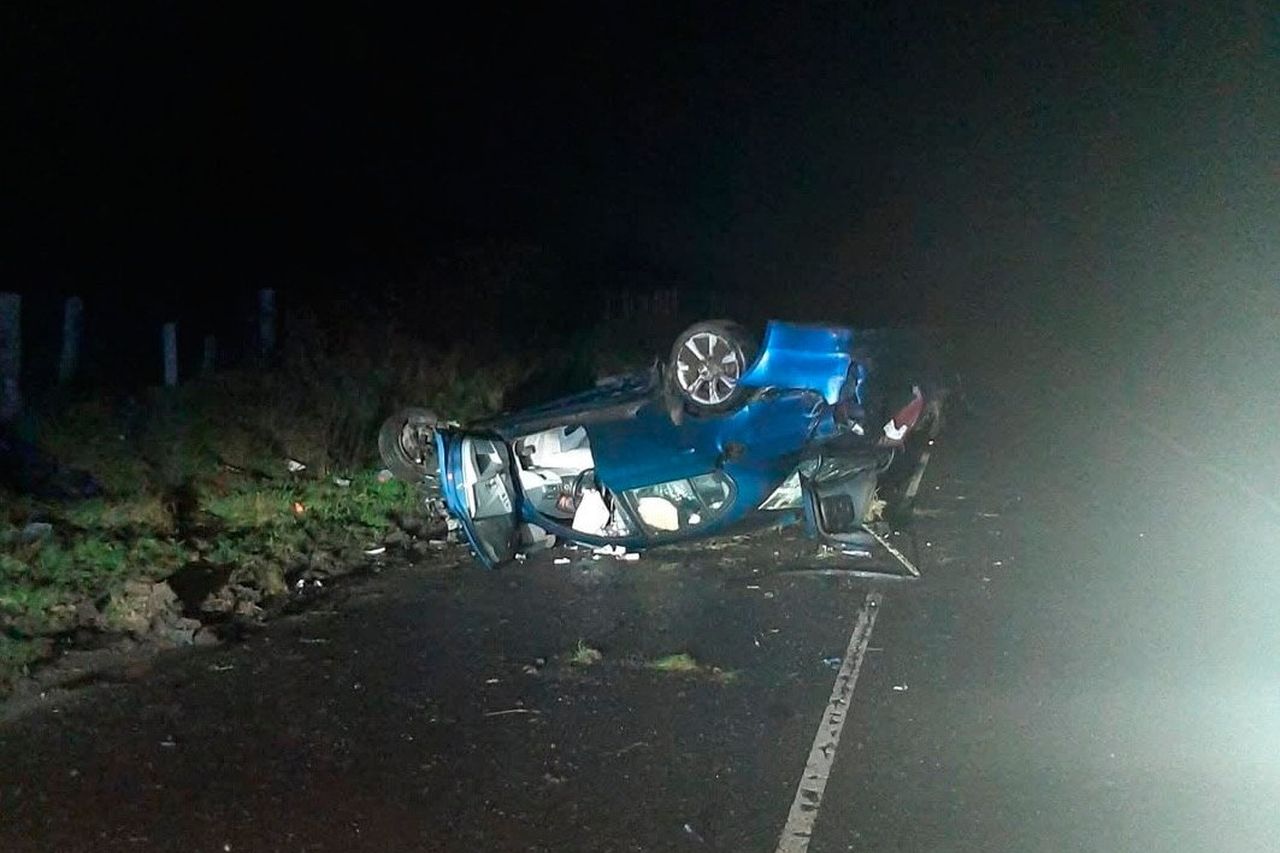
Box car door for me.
[438,431,522,568]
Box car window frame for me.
[520,485,644,545]
[618,470,738,541]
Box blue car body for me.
[433,321,913,568]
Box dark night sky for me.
[5,2,1277,339]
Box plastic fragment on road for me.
[553,557,571,565]
[682,823,706,844]
[621,552,640,561]
[592,544,627,557]
[892,683,909,692]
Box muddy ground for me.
[1,365,1277,853]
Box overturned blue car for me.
[380,320,947,568]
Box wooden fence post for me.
[258,288,276,358]
[202,334,217,376]
[162,322,178,387]
[0,292,21,420]
[58,296,84,384]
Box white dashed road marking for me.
[775,591,882,853]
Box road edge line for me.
[774,590,882,853]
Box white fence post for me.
[202,334,217,375]
[0,292,21,420]
[58,296,84,384]
[162,322,178,387]
[258,288,276,358]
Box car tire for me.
[668,320,758,415]
[378,408,441,482]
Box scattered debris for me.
[649,653,700,673]
[892,683,909,692]
[821,656,841,670]
[483,708,541,718]
[376,468,394,484]
[643,653,737,683]
[859,523,921,578]
[682,823,706,844]
[285,459,307,473]
[363,546,387,556]
[568,640,603,666]
[553,557,571,565]
[333,476,352,488]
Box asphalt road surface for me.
[2,366,1277,852]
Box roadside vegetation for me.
[0,313,535,691]
[1,247,682,693]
